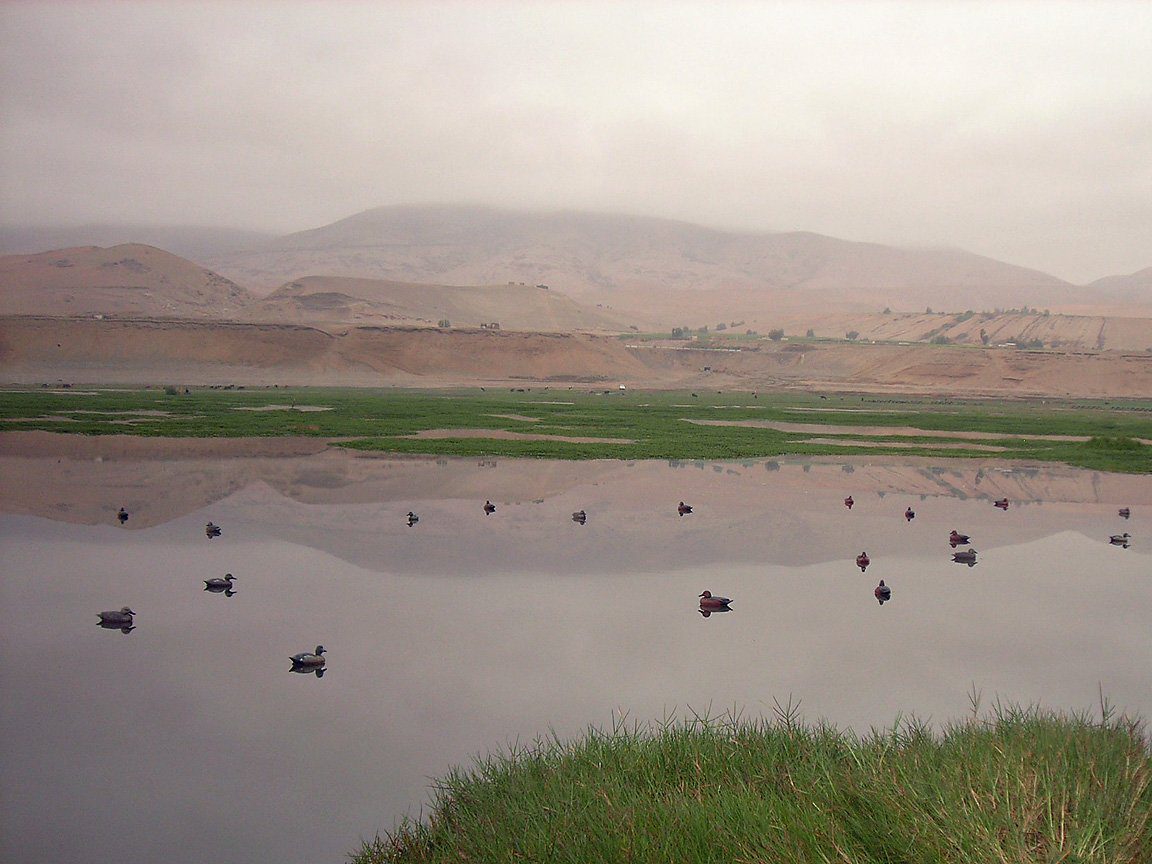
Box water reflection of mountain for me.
[3,432,1147,573]
[0,431,620,527]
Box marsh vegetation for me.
[352,704,1152,864]
[2,387,1149,472]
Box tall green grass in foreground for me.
[352,703,1151,864]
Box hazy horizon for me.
[2,1,1150,283]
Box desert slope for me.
[0,244,251,319]
[4,316,1152,398]
[255,275,631,332]
[203,205,1109,320]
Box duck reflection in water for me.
[571,510,587,525]
[204,573,237,596]
[290,645,326,677]
[698,591,731,617]
[856,552,870,572]
[874,580,892,604]
[951,549,978,566]
[97,606,135,633]
[205,522,222,539]
[1110,533,1131,548]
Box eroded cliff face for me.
[4,316,1152,398]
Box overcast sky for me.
[1,1,1149,282]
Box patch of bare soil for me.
[798,437,1007,451]
[684,419,1092,442]
[402,428,633,444]
[232,405,333,412]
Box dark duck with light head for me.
[97,607,136,631]
[952,549,978,566]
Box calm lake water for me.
[1,439,1149,863]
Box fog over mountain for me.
[1,2,1149,283]
[202,204,1102,319]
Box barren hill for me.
[255,275,630,332]
[0,223,274,262]
[202,205,1129,323]
[1087,267,1152,309]
[0,244,251,319]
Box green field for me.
[352,704,1151,864]
[2,387,1150,472]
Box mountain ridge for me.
[198,205,1146,324]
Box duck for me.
[951,549,978,566]
[856,552,870,572]
[698,591,731,614]
[677,501,693,516]
[98,606,135,627]
[874,580,891,604]
[1118,508,1131,519]
[571,510,587,524]
[844,496,854,510]
[117,507,129,524]
[483,500,496,515]
[994,498,1010,510]
[406,511,419,527]
[205,522,222,538]
[904,506,915,522]
[290,645,326,668]
[204,573,236,593]
[1109,533,1131,547]
[949,530,971,548]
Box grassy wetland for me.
[353,704,1151,864]
[2,386,1150,472]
